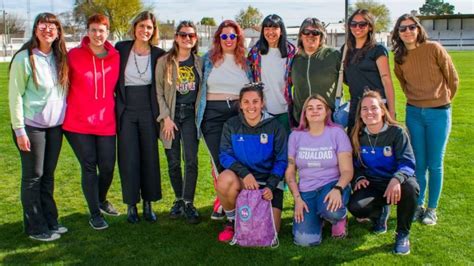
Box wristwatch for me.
[333,185,344,194]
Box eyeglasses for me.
[176,32,197,39]
[220,33,237,40]
[301,29,322,37]
[349,21,369,29]
[398,24,417,33]
[37,23,57,32]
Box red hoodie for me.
[63,36,120,136]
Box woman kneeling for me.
[216,83,288,242]
[286,95,353,246]
[348,90,419,255]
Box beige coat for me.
[155,53,203,149]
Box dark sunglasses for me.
[301,29,322,37]
[398,24,417,33]
[176,32,197,38]
[220,33,237,40]
[349,21,369,29]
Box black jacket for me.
[115,40,166,132]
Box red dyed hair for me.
[210,20,247,69]
[296,95,338,131]
[87,14,110,29]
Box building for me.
[417,14,474,49]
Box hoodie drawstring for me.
[92,55,98,100]
[92,55,107,99]
[102,59,106,99]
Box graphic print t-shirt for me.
[176,55,200,104]
[288,126,352,192]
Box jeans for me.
[293,181,350,246]
[65,131,116,218]
[14,125,62,235]
[165,104,199,202]
[406,105,451,209]
[348,177,419,234]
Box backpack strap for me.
[269,201,279,248]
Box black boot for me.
[127,205,140,224]
[143,201,157,223]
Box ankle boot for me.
[143,201,157,223]
[127,204,140,224]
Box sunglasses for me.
[220,33,237,40]
[301,29,322,37]
[398,24,417,33]
[350,21,369,29]
[176,32,197,39]
[37,23,57,32]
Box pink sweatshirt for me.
[63,36,120,136]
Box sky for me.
[2,0,474,28]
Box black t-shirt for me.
[344,44,388,101]
[176,55,200,104]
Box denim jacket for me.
[195,52,253,138]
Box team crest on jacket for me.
[260,133,268,144]
[383,146,392,157]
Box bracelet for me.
[333,185,344,194]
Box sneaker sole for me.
[51,228,68,234]
[100,209,120,217]
[210,215,225,221]
[393,250,410,255]
[89,221,109,230]
[422,221,437,226]
[29,234,61,242]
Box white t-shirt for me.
[207,54,249,95]
[125,50,152,86]
[261,48,287,114]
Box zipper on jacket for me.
[306,56,312,98]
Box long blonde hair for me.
[350,90,399,163]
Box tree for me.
[235,5,263,29]
[157,20,175,41]
[200,17,216,26]
[350,0,390,32]
[74,0,144,40]
[0,13,25,34]
[419,0,455,15]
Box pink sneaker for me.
[331,217,347,239]
[218,221,234,242]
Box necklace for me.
[133,50,150,79]
[367,132,379,154]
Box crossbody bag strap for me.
[336,44,348,99]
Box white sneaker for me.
[29,232,61,242]
[422,208,437,225]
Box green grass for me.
[0,51,473,265]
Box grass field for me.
[0,51,473,265]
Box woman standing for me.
[348,91,419,255]
[290,18,340,127]
[196,20,252,220]
[9,13,68,241]
[344,9,396,130]
[216,83,287,242]
[156,21,202,224]
[115,11,165,224]
[392,14,459,225]
[286,95,353,246]
[63,14,120,230]
[247,14,296,133]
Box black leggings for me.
[14,125,62,235]
[65,131,116,218]
[348,177,419,234]
[201,100,239,173]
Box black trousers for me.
[65,131,115,218]
[165,104,199,202]
[201,100,239,173]
[348,177,419,234]
[14,125,62,235]
[118,109,161,205]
